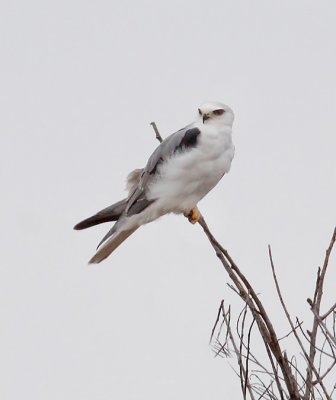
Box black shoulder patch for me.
[175,128,200,152]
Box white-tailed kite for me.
[74,102,235,263]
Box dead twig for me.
[305,227,336,399]
[321,302,336,321]
[150,122,163,143]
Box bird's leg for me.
[184,207,202,224]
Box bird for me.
[74,101,235,264]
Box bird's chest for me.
[148,127,234,208]
[159,131,233,199]
[180,130,234,178]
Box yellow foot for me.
[185,207,202,224]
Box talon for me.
[185,207,201,224]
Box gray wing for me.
[97,124,201,249]
[74,199,127,230]
[126,123,201,211]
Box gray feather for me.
[126,168,143,196]
[96,221,119,249]
[89,227,139,264]
[96,198,156,249]
[74,199,127,230]
[126,124,195,210]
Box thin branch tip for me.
[150,121,163,143]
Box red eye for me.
[213,109,225,115]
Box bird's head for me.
[198,102,234,127]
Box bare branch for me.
[321,302,336,321]
[312,359,336,386]
[278,320,304,342]
[269,246,333,400]
[221,302,257,400]
[305,227,336,399]
[245,318,256,398]
[307,303,336,349]
[150,121,163,143]
[210,300,224,344]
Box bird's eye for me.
[198,108,202,115]
[213,109,225,116]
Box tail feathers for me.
[96,222,118,249]
[89,227,138,264]
[74,199,127,230]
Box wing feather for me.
[126,124,199,211]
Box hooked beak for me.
[202,114,210,123]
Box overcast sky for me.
[1,1,336,399]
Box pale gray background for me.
[1,1,335,399]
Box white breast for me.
[148,123,234,214]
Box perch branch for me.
[305,227,336,399]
